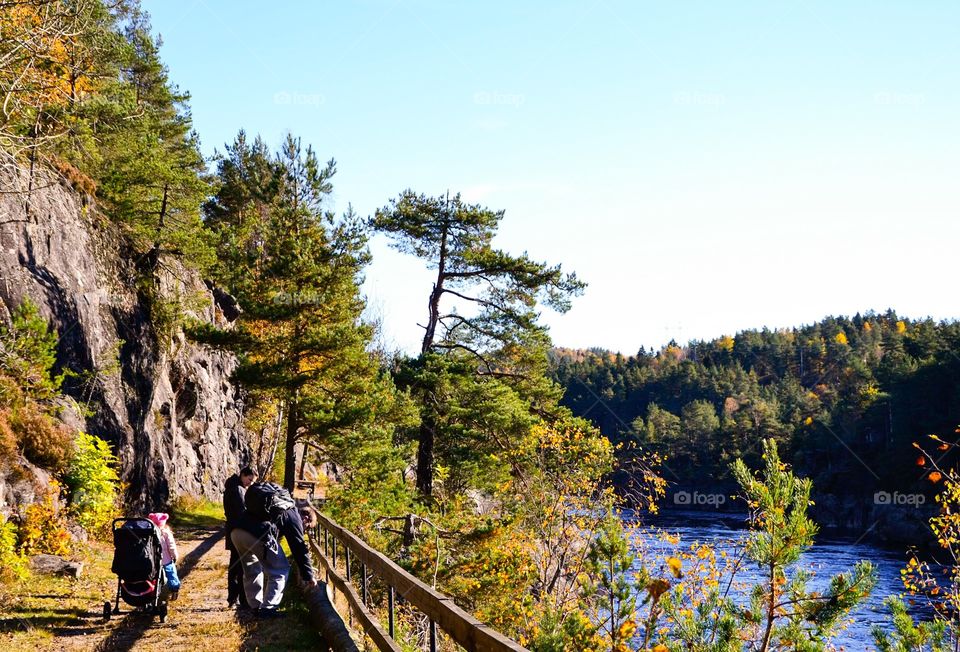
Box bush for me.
[11,405,75,472]
[64,432,119,537]
[0,409,16,464]
[17,481,71,557]
[0,299,64,401]
[0,514,28,582]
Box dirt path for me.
[0,523,325,652]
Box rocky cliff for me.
[0,166,248,511]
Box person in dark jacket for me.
[223,466,258,607]
[273,503,317,588]
[244,482,318,589]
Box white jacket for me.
[157,526,178,566]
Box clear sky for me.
[143,0,959,355]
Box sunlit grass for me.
[0,537,116,649]
[169,495,225,532]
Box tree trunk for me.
[416,415,436,498]
[416,219,448,499]
[283,399,298,491]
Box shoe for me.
[227,599,236,608]
[170,591,179,601]
[256,608,284,620]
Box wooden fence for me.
[307,505,530,652]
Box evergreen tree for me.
[201,132,389,490]
[373,190,584,497]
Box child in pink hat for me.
[147,512,181,600]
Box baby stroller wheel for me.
[103,601,112,620]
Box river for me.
[629,509,918,649]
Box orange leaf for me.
[929,471,943,483]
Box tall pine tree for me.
[373,191,584,497]
[202,132,387,489]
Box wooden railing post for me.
[361,563,367,605]
[388,585,395,638]
[429,619,437,652]
[345,547,352,582]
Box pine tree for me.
[373,190,584,498]
[201,132,388,490]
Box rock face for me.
[0,166,248,512]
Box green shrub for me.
[0,299,64,401]
[0,514,28,582]
[64,432,119,537]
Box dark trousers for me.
[227,540,246,605]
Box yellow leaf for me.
[667,556,683,578]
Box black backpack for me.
[244,482,295,521]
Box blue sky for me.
[144,1,959,354]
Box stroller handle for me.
[112,517,156,531]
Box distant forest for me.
[551,312,960,502]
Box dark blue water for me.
[627,509,915,649]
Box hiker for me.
[223,466,258,608]
[147,512,181,601]
[231,482,318,615]
[230,504,288,617]
[251,483,318,590]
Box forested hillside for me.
[552,312,960,520]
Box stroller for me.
[103,517,169,622]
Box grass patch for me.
[0,538,117,650]
[240,581,326,651]
[169,495,225,534]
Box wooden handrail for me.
[309,507,530,652]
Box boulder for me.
[30,554,83,578]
